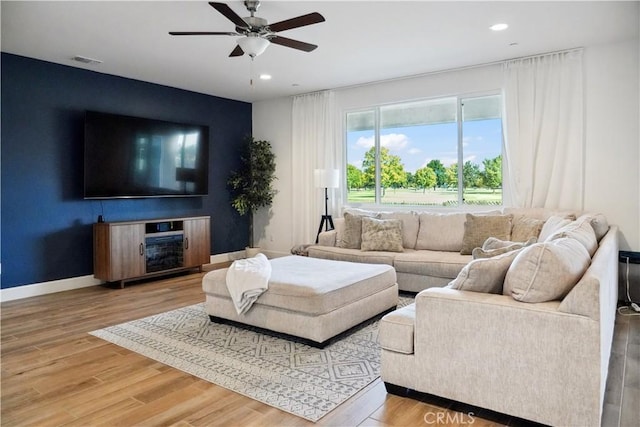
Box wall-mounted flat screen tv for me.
[84,111,209,199]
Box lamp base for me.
[315,215,335,243]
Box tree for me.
[414,166,437,193]
[445,163,458,188]
[346,164,364,190]
[426,159,446,188]
[362,147,406,195]
[481,155,502,191]
[463,161,481,189]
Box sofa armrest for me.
[413,288,602,426]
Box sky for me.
[347,118,503,173]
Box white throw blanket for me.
[225,253,272,315]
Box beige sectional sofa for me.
[309,207,617,426]
[309,207,599,292]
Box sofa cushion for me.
[307,245,396,266]
[448,249,521,294]
[504,238,591,303]
[511,216,545,242]
[460,214,513,255]
[380,211,419,249]
[394,250,471,279]
[415,212,467,251]
[361,217,404,252]
[545,219,598,257]
[379,303,415,354]
[337,211,379,249]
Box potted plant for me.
[228,136,277,256]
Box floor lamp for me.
[314,169,339,243]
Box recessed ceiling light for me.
[259,74,272,80]
[490,23,509,31]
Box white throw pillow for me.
[448,249,521,294]
[538,215,573,241]
[545,219,598,257]
[577,213,609,242]
[504,238,591,303]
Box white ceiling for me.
[2,1,638,103]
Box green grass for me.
[346,188,502,206]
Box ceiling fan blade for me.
[209,2,248,29]
[269,36,318,52]
[229,45,244,57]
[268,12,325,33]
[169,31,238,36]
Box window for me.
[345,94,503,206]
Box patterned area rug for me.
[90,296,413,422]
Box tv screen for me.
[84,111,209,199]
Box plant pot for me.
[245,247,261,258]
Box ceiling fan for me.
[169,1,325,58]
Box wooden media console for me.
[93,216,210,288]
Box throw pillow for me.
[482,236,536,251]
[538,215,573,241]
[511,216,545,242]
[361,217,404,252]
[460,214,513,255]
[577,213,610,242]
[472,240,532,259]
[545,219,598,257]
[448,249,522,294]
[337,211,379,249]
[504,238,591,303]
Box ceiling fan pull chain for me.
[249,56,254,87]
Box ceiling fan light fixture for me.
[238,35,270,57]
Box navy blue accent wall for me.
[1,53,251,288]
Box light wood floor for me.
[1,265,638,427]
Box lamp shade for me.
[314,169,340,189]
[238,35,270,58]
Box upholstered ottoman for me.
[202,255,398,347]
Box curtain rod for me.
[292,46,584,98]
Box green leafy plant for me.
[228,136,277,248]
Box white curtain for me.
[291,90,341,244]
[502,49,584,210]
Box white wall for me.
[253,38,640,256]
[252,96,294,254]
[583,39,639,251]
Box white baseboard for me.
[1,275,103,302]
[1,252,247,303]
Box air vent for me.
[72,55,103,65]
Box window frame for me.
[343,91,504,209]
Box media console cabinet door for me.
[183,217,211,267]
[94,223,145,282]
